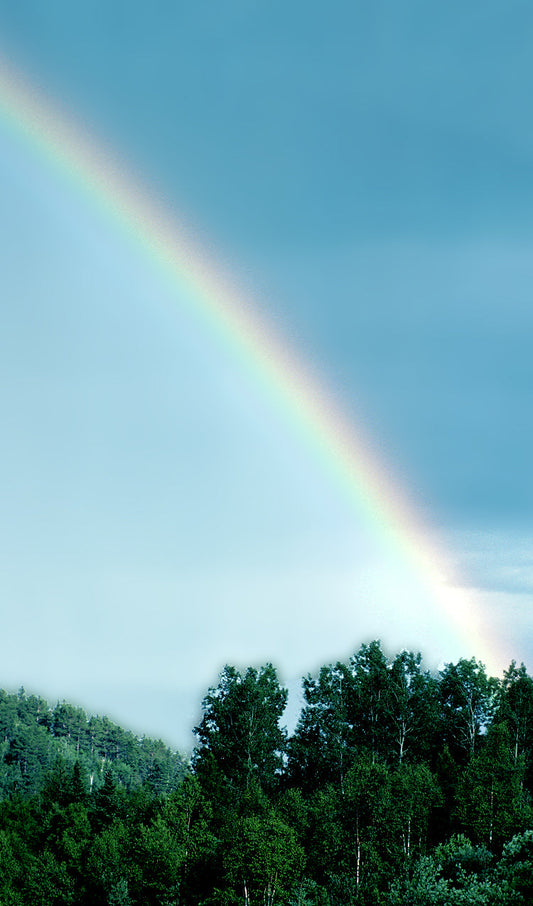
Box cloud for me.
[445,527,533,596]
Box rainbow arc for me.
[0,55,504,675]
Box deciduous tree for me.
[194,664,287,797]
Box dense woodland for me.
[1,642,533,904]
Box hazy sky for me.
[1,2,532,750]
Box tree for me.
[439,659,497,761]
[454,723,531,849]
[496,662,533,765]
[194,664,287,797]
[136,814,185,903]
[0,827,28,904]
[392,763,441,861]
[387,836,498,905]
[85,819,135,906]
[52,703,88,754]
[223,812,304,906]
[288,661,353,793]
[342,757,396,895]
[496,829,533,903]
[157,775,216,904]
[387,651,440,765]
[348,641,393,763]
[306,758,397,900]
[288,641,398,795]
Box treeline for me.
[0,687,187,796]
[1,642,533,904]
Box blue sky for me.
[1,2,532,749]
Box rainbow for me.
[0,55,506,675]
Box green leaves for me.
[439,658,498,761]
[3,644,533,904]
[454,723,532,849]
[194,663,288,797]
[0,686,187,801]
[223,812,304,906]
[289,642,442,796]
[496,661,533,765]
[392,763,442,859]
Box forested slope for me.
[0,687,186,797]
[1,642,533,904]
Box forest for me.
[1,641,533,904]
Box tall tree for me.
[496,661,533,765]
[288,641,395,795]
[347,640,394,764]
[387,651,440,765]
[341,757,396,897]
[194,664,288,797]
[392,763,441,861]
[439,658,497,761]
[288,661,353,793]
[454,723,532,850]
[223,812,304,906]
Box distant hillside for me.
[0,686,187,798]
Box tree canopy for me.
[1,642,533,904]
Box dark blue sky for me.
[4,0,531,517]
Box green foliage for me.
[439,659,498,761]
[1,644,533,905]
[85,818,137,905]
[455,723,532,847]
[495,829,533,902]
[288,878,327,906]
[348,640,394,763]
[288,642,443,797]
[388,650,441,765]
[194,663,287,797]
[222,811,305,906]
[392,762,442,859]
[0,687,187,802]
[388,836,505,905]
[288,661,353,792]
[495,661,533,793]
